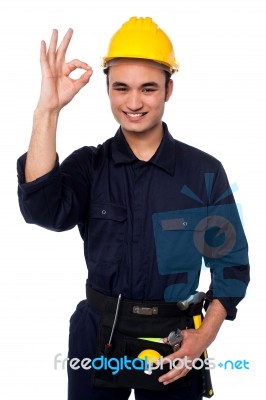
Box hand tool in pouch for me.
[104,293,121,355]
[177,292,214,398]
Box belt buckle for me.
[133,306,158,315]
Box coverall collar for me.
[112,122,176,175]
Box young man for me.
[17,17,250,400]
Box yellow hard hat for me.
[102,17,179,74]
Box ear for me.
[165,79,174,102]
[106,77,109,95]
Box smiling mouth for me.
[124,112,147,119]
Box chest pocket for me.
[87,203,127,263]
[152,208,207,275]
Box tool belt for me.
[86,285,206,393]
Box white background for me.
[0,0,265,399]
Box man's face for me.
[107,60,173,137]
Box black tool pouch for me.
[87,286,213,394]
[92,313,191,391]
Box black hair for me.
[164,71,172,89]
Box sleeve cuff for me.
[17,152,60,193]
[204,290,245,320]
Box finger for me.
[40,40,50,76]
[48,29,58,54]
[56,28,73,62]
[161,369,189,385]
[162,349,184,364]
[72,69,93,92]
[64,59,92,75]
[159,364,189,385]
[47,29,58,64]
[63,59,93,91]
[40,40,47,63]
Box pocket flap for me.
[89,203,127,222]
[158,208,208,232]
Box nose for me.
[126,91,143,111]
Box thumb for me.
[73,68,93,92]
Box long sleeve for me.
[201,164,250,320]
[17,147,93,232]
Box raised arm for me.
[25,29,93,182]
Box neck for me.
[122,124,164,161]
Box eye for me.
[142,88,156,93]
[113,87,128,92]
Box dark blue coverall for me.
[17,122,250,400]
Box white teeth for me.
[127,113,143,117]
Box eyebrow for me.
[111,81,160,88]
